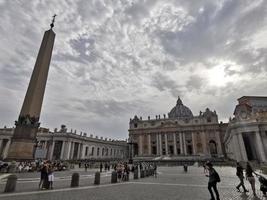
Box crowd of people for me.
[203,161,267,200]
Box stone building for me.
[0,125,128,161]
[224,96,267,163]
[129,97,227,159]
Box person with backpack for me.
[206,162,220,200]
[236,162,249,193]
[246,162,257,197]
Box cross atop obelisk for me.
[50,14,57,29]
[7,17,56,160]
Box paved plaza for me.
[0,166,266,200]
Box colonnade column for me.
[255,131,266,162]
[49,140,55,160]
[215,131,223,155]
[237,133,248,161]
[233,134,242,161]
[179,133,184,154]
[173,133,177,155]
[3,140,11,159]
[165,133,168,155]
[148,134,151,155]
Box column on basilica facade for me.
[60,140,65,160]
[159,133,162,155]
[156,133,159,155]
[179,133,184,154]
[148,134,151,155]
[183,133,187,155]
[191,132,196,155]
[201,132,207,154]
[165,133,168,155]
[138,135,143,156]
[237,133,248,161]
[173,133,177,155]
[255,131,266,162]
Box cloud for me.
[0,0,266,138]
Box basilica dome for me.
[168,97,193,119]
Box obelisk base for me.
[7,139,35,161]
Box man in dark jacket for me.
[236,162,248,193]
[206,162,220,200]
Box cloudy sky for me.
[0,0,266,139]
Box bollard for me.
[134,169,139,179]
[140,170,145,178]
[94,171,100,185]
[111,171,117,183]
[4,174,17,193]
[71,173,80,187]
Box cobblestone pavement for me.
[0,166,266,200]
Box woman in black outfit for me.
[246,162,257,197]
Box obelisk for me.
[7,16,56,160]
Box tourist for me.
[39,164,49,189]
[18,163,23,173]
[206,162,220,200]
[48,165,55,189]
[84,163,88,172]
[236,162,248,193]
[100,163,103,173]
[153,163,157,178]
[246,162,257,197]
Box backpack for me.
[215,170,221,183]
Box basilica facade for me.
[0,125,128,161]
[129,97,227,158]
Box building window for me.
[102,148,105,156]
[134,123,138,128]
[91,147,95,156]
[97,148,100,156]
[85,147,88,156]
[207,117,211,122]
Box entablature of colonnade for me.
[37,132,127,147]
[228,122,267,134]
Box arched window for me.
[102,148,105,156]
[91,147,95,156]
[97,147,100,156]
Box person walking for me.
[100,163,103,173]
[206,162,220,200]
[39,164,47,189]
[246,162,257,197]
[236,162,248,193]
[48,165,55,189]
[153,163,157,178]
